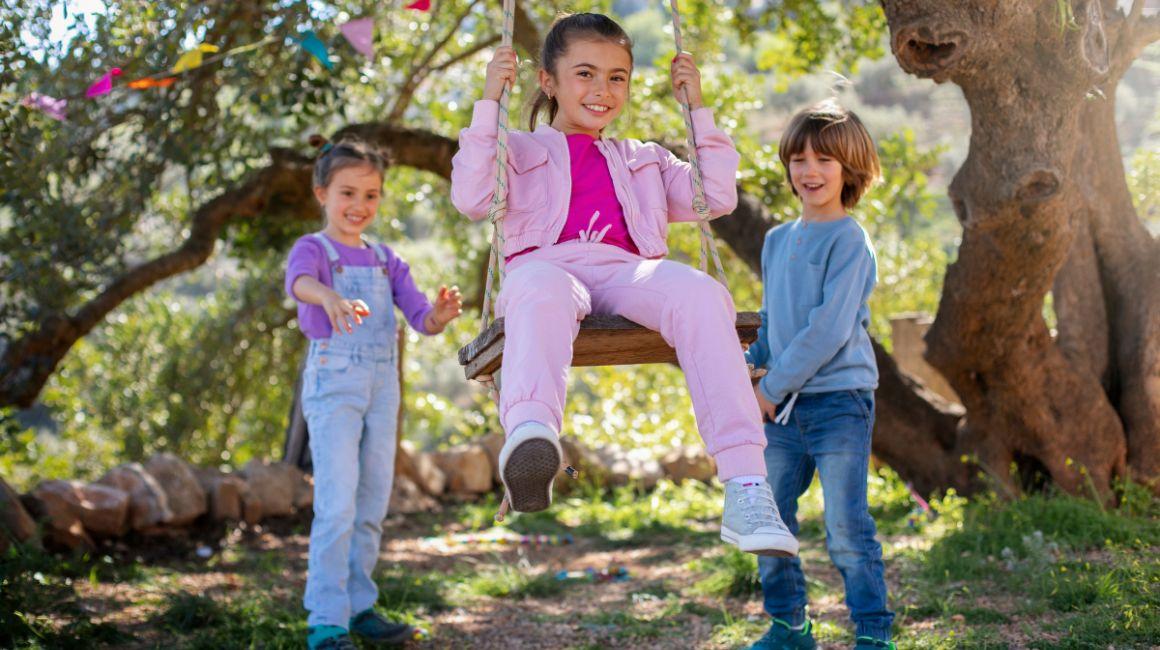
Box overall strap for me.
[360,236,392,275]
[311,232,344,273]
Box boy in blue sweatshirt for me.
[745,101,894,650]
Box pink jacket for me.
[450,100,740,259]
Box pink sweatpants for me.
[496,242,767,480]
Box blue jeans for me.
[758,390,893,641]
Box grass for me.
[456,565,566,600]
[896,482,1160,649]
[152,591,304,649]
[0,544,141,649]
[2,468,1157,648]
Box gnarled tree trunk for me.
[880,0,1160,495]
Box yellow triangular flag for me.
[172,44,220,74]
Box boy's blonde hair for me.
[779,100,880,209]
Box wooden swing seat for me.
[458,311,761,380]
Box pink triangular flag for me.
[21,93,68,121]
[340,18,375,59]
[406,0,431,12]
[86,67,122,98]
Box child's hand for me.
[670,52,704,111]
[322,293,369,335]
[754,384,778,423]
[484,46,518,102]
[425,285,463,333]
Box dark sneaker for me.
[748,618,817,650]
[854,636,896,649]
[349,609,415,645]
[307,626,356,650]
[498,422,561,513]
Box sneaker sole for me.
[721,526,799,557]
[501,438,560,513]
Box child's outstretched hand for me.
[484,46,518,102]
[425,285,463,333]
[670,52,704,111]
[322,294,370,335]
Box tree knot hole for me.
[894,26,966,78]
[1015,168,1062,205]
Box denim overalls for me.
[301,233,400,628]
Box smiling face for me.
[787,140,847,221]
[539,39,632,137]
[313,164,383,246]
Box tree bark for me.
[881,0,1159,495]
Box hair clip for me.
[320,142,334,155]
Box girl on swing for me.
[450,12,797,557]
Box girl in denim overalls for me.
[450,13,797,557]
[286,137,462,650]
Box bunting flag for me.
[128,77,177,89]
[85,67,122,97]
[297,31,333,69]
[24,3,436,120]
[340,18,375,59]
[171,44,221,74]
[21,92,68,121]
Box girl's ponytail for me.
[527,90,559,131]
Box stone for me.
[290,467,314,510]
[240,460,295,518]
[431,444,493,495]
[660,446,717,484]
[25,479,130,539]
[595,445,664,489]
[0,475,39,550]
[99,463,174,530]
[21,480,94,550]
[144,453,207,526]
[389,475,439,515]
[195,468,247,522]
[74,482,130,537]
[477,432,506,485]
[396,440,446,496]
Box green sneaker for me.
[748,618,817,650]
[307,625,356,650]
[349,608,415,645]
[854,636,896,649]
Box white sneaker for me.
[720,480,799,557]
[497,422,562,513]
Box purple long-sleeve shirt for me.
[284,234,435,339]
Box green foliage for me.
[0,545,139,649]
[152,590,304,649]
[688,547,760,597]
[1127,146,1160,232]
[922,491,1159,582]
[456,565,565,600]
[1,254,303,486]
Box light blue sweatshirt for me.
[745,216,879,406]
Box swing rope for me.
[479,0,516,334]
[668,0,728,286]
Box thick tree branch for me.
[388,0,485,122]
[512,0,542,58]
